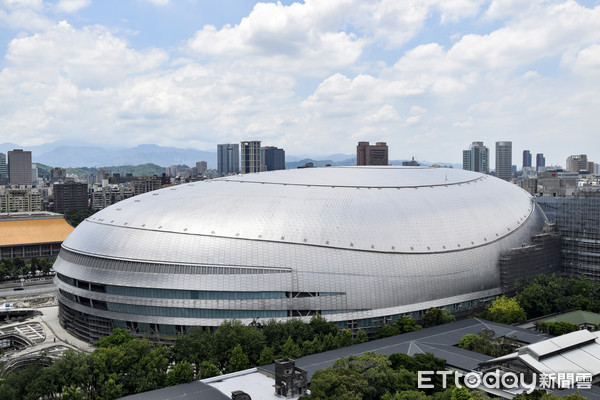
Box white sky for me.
[0,0,599,165]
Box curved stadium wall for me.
[53,167,551,343]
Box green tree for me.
[336,329,354,347]
[62,385,85,400]
[258,345,276,365]
[95,328,136,348]
[309,314,338,337]
[199,360,221,379]
[309,364,369,400]
[280,336,302,359]
[485,296,527,324]
[98,378,123,400]
[375,324,400,339]
[226,344,249,373]
[213,320,265,369]
[423,308,456,328]
[451,386,472,400]
[382,390,429,400]
[354,329,368,344]
[166,361,195,386]
[396,316,422,333]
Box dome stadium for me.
[54,166,551,342]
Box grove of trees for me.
[0,315,369,400]
[0,257,54,280]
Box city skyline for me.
[0,1,598,165]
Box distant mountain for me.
[1,141,461,170]
[285,157,356,169]
[0,143,217,169]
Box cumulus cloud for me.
[0,0,599,161]
[453,116,474,128]
[364,104,399,122]
[449,1,600,70]
[55,0,91,13]
[568,44,600,75]
[432,0,486,23]
[0,0,51,31]
[188,0,365,75]
[5,21,168,89]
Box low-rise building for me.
[0,212,73,259]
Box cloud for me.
[0,0,599,162]
[364,104,399,122]
[5,21,168,89]
[0,0,51,31]
[453,116,474,128]
[55,0,91,13]
[568,44,600,75]
[188,0,364,75]
[432,0,486,23]
[449,1,600,70]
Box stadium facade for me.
[53,167,557,343]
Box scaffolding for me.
[536,192,600,281]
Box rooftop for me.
[0,214,74,246]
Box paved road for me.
[0,281,56,299]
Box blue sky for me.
[0,0,599,166]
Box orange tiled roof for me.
[0,218,74,246]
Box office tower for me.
[495,141,512,181]
[54,182,89,213]
[196,161,207,176]
[523,150,532,169]
[356,141,389,165]
[0,153,7,184]
[51,168,67,182]
[217,143,240,176]
[402,157,420,166]
[240,141,261,173]
[261,146,285,171]
[536,153,545,172]
[32,164,38,185]
[462,142,489,173]
[132,176,162,195]
[167,165,178,178]
[566,154,595,173]
[8,149,32,186]
[96,168,111,184]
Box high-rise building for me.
[0,153,7,184]
[217,143,240,176]
[32,164,38,186]
[356,142,389,165]
[402,157,420,166]
[96,168,111,185]
[495,141,512,181]
[240,141,261,174]
[8,149,32,186]
[261,146,285,171]
[51,168,67,182]
[132,176,162,195]
[462,142,489,173]
[53,182,89,213]
[523,150,532,169]
[536,153,545,172]
[566,154,595,173]
[0,187,41,212]
[168,166,179,178]
[196,161,207,176]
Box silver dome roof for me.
[65,166,535,260]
